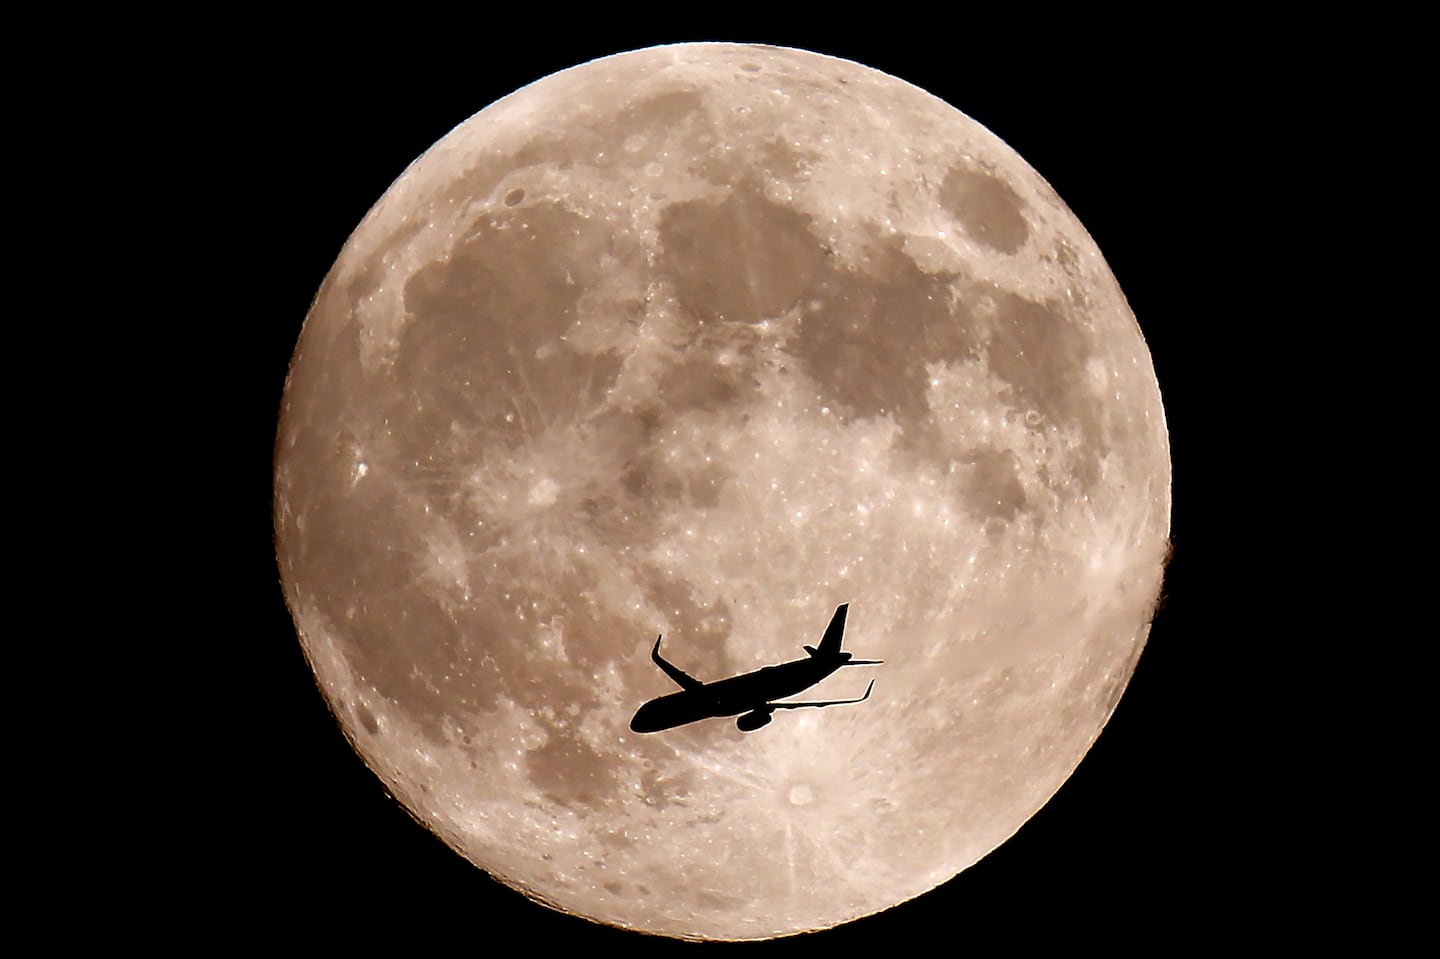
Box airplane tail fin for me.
[805,603,849,658]
[804,603,883,664]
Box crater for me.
[939,163,1029,254]
[355,703,380,736]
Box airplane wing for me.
[650,635,704,691]
[769,680,874,710]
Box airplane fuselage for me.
[630,658,844,733]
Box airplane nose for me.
[630,703,659,733]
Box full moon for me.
[274,43,1169,940]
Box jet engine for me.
[736,709,773,731]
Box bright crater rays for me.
[275,43,1169,941]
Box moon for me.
[274,42,1169,941]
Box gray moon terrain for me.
[274,43,1170,940]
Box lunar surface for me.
[274,43,1169,940]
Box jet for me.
[629,603,881,733]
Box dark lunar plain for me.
[196,18,1321,951]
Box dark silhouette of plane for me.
[630,603,880,733]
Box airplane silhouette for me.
[630,603,881,733]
